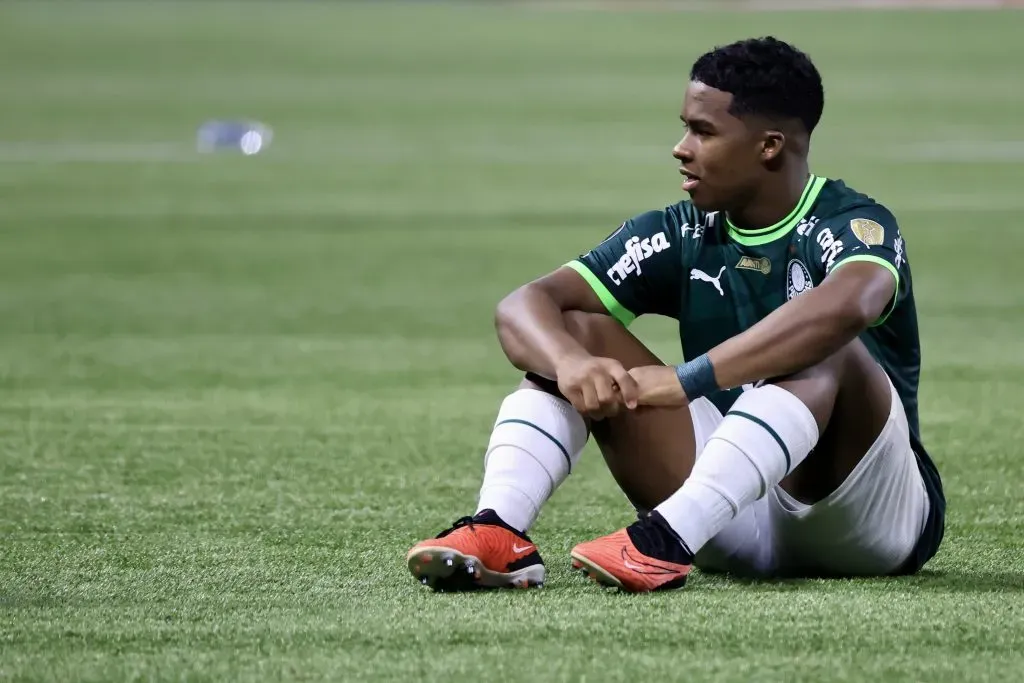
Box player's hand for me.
[628,365,689,407]
[555,354,639,420]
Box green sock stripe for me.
[728,410,791,473]
[495,419,572,470]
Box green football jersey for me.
[569,174,944,573]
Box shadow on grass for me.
[694,567,1024,593]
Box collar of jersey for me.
[726,174,827,246]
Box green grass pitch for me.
[1,2,1023,681]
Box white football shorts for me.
[690,375,930,578]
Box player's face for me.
[672,81,768,212]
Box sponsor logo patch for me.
[796,216,820,237]
[605,232,671,285]
[735,255,771,275]
[816,227,844,271]
[849,218,885,248]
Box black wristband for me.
[674,354,719,401]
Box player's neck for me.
[726,166,812,232]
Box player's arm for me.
[632,212,904,406]
[495,210,683,416]
[631,263,894,405]
[495,265,616,379]
[708,261,894,389]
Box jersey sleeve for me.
[566,208,684,326]
[807,206,909,326]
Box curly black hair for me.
[690,37,824,134]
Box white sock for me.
[654,385,819,554]
[476,389,588,533]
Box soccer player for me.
[406,37,945,592]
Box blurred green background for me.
[1,2,1022,681]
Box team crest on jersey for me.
[735,256,771,275]
[787,259,813,300]
[849,218,885,248]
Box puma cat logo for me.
[690,266,726,297]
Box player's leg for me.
[540,313,780,580]
[405,379,586,591]
[767,349,930,577]
[407,312,700,591]
[526,313,760,590]
[776,339,892,503]
[571,337,918,591]
[652,339,890,559]
[552,311,699,511]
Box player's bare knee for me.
[768,339,884,433]
[767,342,854,432]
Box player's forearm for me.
[707,290,869,390]
[630,273,888,407]
[494,284,591,379]
[706,265,895,391]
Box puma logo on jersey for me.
[690,266,726,297]
[894,233,905,268]
[606,233,671,285]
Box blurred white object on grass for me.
[196,120,273,155]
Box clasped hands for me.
[553,354,688,421]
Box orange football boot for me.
[407,509,545,591]
[570,512,693,592]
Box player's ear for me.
[761,130,785,162]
